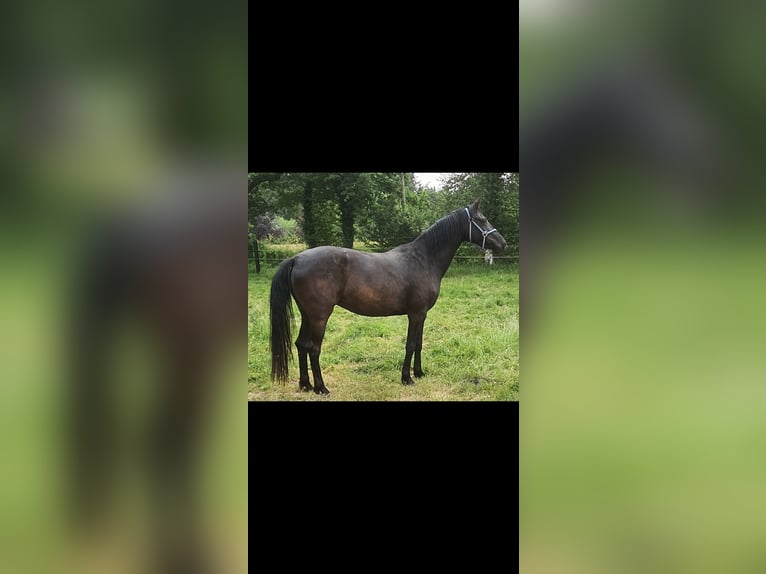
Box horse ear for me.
[471,199,481,213]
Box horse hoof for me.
[299,382,313,392]
[413,370,425,378]
[314,386,330,395]
[402,377,415,386]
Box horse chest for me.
[420,280,440,309]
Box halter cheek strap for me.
[465,207,497,250]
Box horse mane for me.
[417,208,464,255]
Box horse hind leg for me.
[307,316,331,395]
[295,317,313,392]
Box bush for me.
[268,216,303,244]
[251,214,284,241]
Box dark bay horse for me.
[270,199,507,394]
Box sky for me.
[413,173,454,190]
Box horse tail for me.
[270,257,295,383]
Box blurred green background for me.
[521,1,766,572]
[0,0,246,572]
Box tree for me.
[291,172,371,249]
[333,172,375,249]
[442,173,519,254]
[247,172,520,256]
[248,172,283,229]
[473,173,519,255]
[248,172,340,248]
[357,173,435,251]
[297,174,340,248]
[248,172,284,273]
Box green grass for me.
[248,258,519,401]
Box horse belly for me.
[339,274,409,317]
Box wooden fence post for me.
[250,236,261,274]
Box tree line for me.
[248,172,519,254]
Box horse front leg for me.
[402,312,424,385]
[413,313,426,378]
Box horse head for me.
[466,199,508,253]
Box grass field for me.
[248,254,519,401]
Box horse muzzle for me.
[487,233,508,252]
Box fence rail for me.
[249,255,518,262]
[248,255,518,271]
[248,241,517,273]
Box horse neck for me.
[414,211,466,279]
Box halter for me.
[465,207,497,250]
